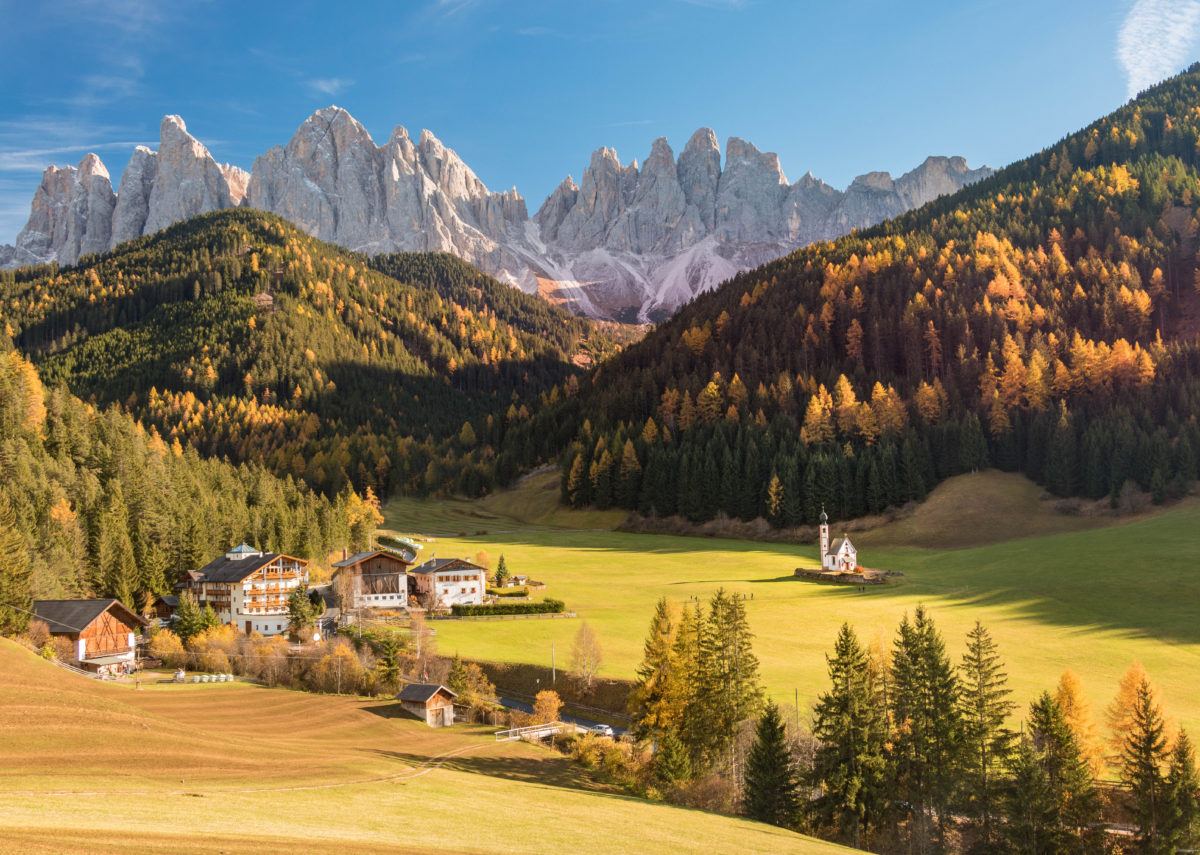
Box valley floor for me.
[389,470,1200,737]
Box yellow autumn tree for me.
[1055,669,1106,777]
[801,386,834,445]
[833,374,858,434]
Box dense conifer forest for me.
[0,210,617,499]
[510,66,1200,523]
[0,348,372,631]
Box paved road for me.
[497,696,627,736]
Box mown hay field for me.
[0,640,854,855]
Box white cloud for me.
[307,78,355,96]
[1117,0,1200,99]
[0,141,152,172]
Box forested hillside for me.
[0,348,374,631]
[495,66,1200,523]
[0,210,617,498]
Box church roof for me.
[829,537,855,554]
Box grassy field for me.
[0,640,853,855]
[388,471,1200,737]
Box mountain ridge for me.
[0,109,990,320]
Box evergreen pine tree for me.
[809,623,887,848]
[744,701,801,828]
[653,729,692,784]
[616,439,642,508]
[958,620,1016,847]
[173,591,204,643]
[889,605,964,850]
[1007,692,1100,853]
[1002,737,1059,855]
[695,589,763,771]
[1164,729,1200,852]
[447,653,469,695]
[1120,677,1170,850]
[0,493,32,635]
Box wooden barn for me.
[149,595,178,622]
[396,683,457,727]
[32,599,147,674]
[332,548,415,610]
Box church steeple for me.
[818,505,830,567]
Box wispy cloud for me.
[435,0,479,16]
[677,0,749,8]
[0,141,153,172]
[518,26,563,37]
[307,77,355,96]
[1117,0,1200,99]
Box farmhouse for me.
[332,548,414,610]
[180,543,308,636]
[149,595,178,623]
[397,683,457,727]
[32,599,147,674]
[409,558,486,609]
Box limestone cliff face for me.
[143,115,235,235]
[6,116,241,268]
[525,135,992,319]
[2,108,991,320]
[110,146,157,246]
[9,153,114,267]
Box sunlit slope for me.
[0,640,857,855]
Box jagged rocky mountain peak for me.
[2,108,991,321]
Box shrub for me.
[24,620,51,649]
[532,689,562,724]
[306,640,369,694]
[488,587,529,598]
[148,629,186,669]
[670,773,738,814]
[451,598,565,617]
[196,649,231,674]
[48,636,76,663]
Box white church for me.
[818,507,858,573]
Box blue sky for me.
[1,0,1198,243]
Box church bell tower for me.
[819,506,829,567]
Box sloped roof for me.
[397,683,457,703]
[333,549,414,569]
[409,558,484,576]
[829,537,855,554]
[193,551,305,583]
[32,599,147,634]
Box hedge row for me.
[488,587,529,598]
[452,599,565,616]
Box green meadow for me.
[388,472,1200,735]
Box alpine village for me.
[3,5,1200,854]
